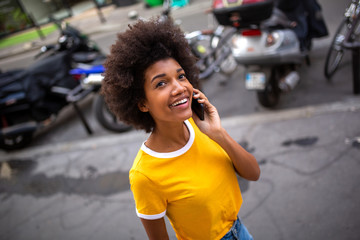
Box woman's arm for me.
[140,217,169,240]
[210,128,260,181]
[192,89,260,181]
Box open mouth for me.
[170,98,188,107]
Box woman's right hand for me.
[192,88,222,140]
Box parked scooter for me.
[160,0,237,80]
[48,21,131,133]
[0,22,130,150]
[212,0,328,108]
[0,52,80,150]
[69,65,132,133]
[36,20,105,65]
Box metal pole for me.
[343,41,360,95]
[93,0,107,23]
[28,13,45,40]
[16,0,45,40]
[352,48,360,94]
[60,0,73,17]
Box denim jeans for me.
[220,218,254,240]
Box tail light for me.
[1,116,8,127]
[212,0,224,9]
[213,0,265,9]
[241,29,262,36]
[71,74,83,81]
[243,0,266,3]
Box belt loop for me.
[231,218,240,240]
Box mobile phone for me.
[192,93,204,121]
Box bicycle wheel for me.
[324,19,349,80]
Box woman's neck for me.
[146,121,189,153]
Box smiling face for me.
[139,58,194,127]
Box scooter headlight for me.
[59,35,67,43]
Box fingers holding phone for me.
[192,92,204,121]
[192,89,220,123]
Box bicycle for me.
[324,0,360,80]
[161,0,237,80]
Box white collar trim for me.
[141,120,194,158]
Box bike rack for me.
[343,40,360,94]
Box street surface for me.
[0,0,354,148]
[1,1,360,240]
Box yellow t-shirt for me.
[129,118,242,240]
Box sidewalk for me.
[1,0,360,239]
[1,98,360,240]
[0,0,211,60]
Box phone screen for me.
[191,93,204,121]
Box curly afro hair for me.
[101,17,200,133]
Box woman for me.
[102,17,260,240]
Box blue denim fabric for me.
[220,218,254,240]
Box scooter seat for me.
[72,51,105,64]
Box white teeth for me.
[171,98,187,107]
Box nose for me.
[171,79,186,96]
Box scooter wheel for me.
[0,132,33,151]
[93,95,132,133]
[257,68,280,108]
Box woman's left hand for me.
[192,89,222,139]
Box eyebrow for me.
[151,74,166,83]
[151,68,183,83]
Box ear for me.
[138,100,149,112]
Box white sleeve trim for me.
[136,208,166,220]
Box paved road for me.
[1,98,359,240]
[0,0,355,149]
[1,1,360,240]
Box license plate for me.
[245,72,266,90]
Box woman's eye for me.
[155,81,166,88]
[179,74,187,80]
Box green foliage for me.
[0,24,58,49]
[2,8,31,33]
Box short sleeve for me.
[129,170,167,220]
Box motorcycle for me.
[0,22,130,150]
[69,65,132,133]
[51,21,131,133]
[0,52,80,150]
[36,20,105,64]
[212,0,328,108]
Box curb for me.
[1,97,359,161]
[222,97,360,127]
